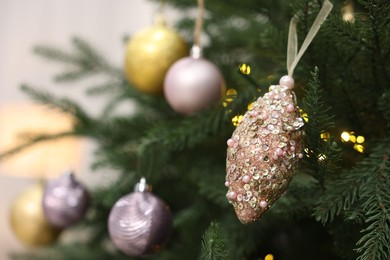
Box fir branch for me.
[363,0,390,86]
[86,81,123,96]
[174,201,205,228]
[198,172,229,208]
[314,139,390,259]
[200,222,230,260]
[379,90,390,123]
[137,108,228,178]
[20,84,92,126]
[71,37,121,77]
[301,67,341,185]
[54,69,94,82]
[34,45,80,64]
[35,37,121,82]
[355,143,390,260]
[270,174,321,219]
[0,132,75,160]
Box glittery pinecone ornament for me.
[225,76,304,224]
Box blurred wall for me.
[0,0,179,259]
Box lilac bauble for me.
[108,181,172,257]
[164,56,225,115]
[42,170,89,228]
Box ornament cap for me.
[134,177,152,192]
[279,75,295,89]
[59,169,77,187]
[154,14,166,26]
[190,44,203,59]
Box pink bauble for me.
[164,57,225,115]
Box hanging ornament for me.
[108,178,173,257]
[124,13,189,95]
[10,182,62,246]
[225,1,333,224]
[42,170,90,228]
[163,0,226,115]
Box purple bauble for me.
[42,170,89,228]
[108,178,172,257]
[164,53,225,115]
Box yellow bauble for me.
[10,182,62,246]
[124,24,189,95]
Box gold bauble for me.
[124,24,189,95]
[10,182,62,246]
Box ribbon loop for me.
[287,0,333,77]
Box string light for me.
[239,63,251,75]
[226,88,237,96]
[341,131,350,142]
[317,153,327,162]
[264,254,274,260]
[223,88,238,107]
[356,136,365,144]
[341,130,365,153]
[247,102,254,110]
[304,148,314,157]
[232,115,243,126]
[354,144,364,153]
[349,133,356,143]
[320,131,330,141]
[342,1,355,23]
[300,109,309,122]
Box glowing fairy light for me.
[247,102,254,110]
[226,88,238,96]
[342,1,355,23]
[239,63,251,75]
[354,144,364,153]
[223,88,238,107]
[304,148,314,157]
[232,115,243,126]
[317,153,327,162]
[349,133,356,143]
[264,254,274,260]
[300,109,309,122]
[320,132,330,141]
[341,131,350,142]
[341,130,365,153]
[356,136,365,144]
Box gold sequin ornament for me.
[225,76,304,223]
[124,20,189,95]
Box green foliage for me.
[315,139,390,260]
[301,67,341,185]
[34,37,121,81]
[200,222,230,260]
[379,90,390,123]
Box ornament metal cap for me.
[59,168,76,186]
[154,14,166,26]
[190,44,203,59]
[134,177,152,192]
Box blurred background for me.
[0,1,178,258]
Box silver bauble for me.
[42,170,89,228]
[163,46,225,115]
[108,178,173,257]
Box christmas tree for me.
[2,0,389,259]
